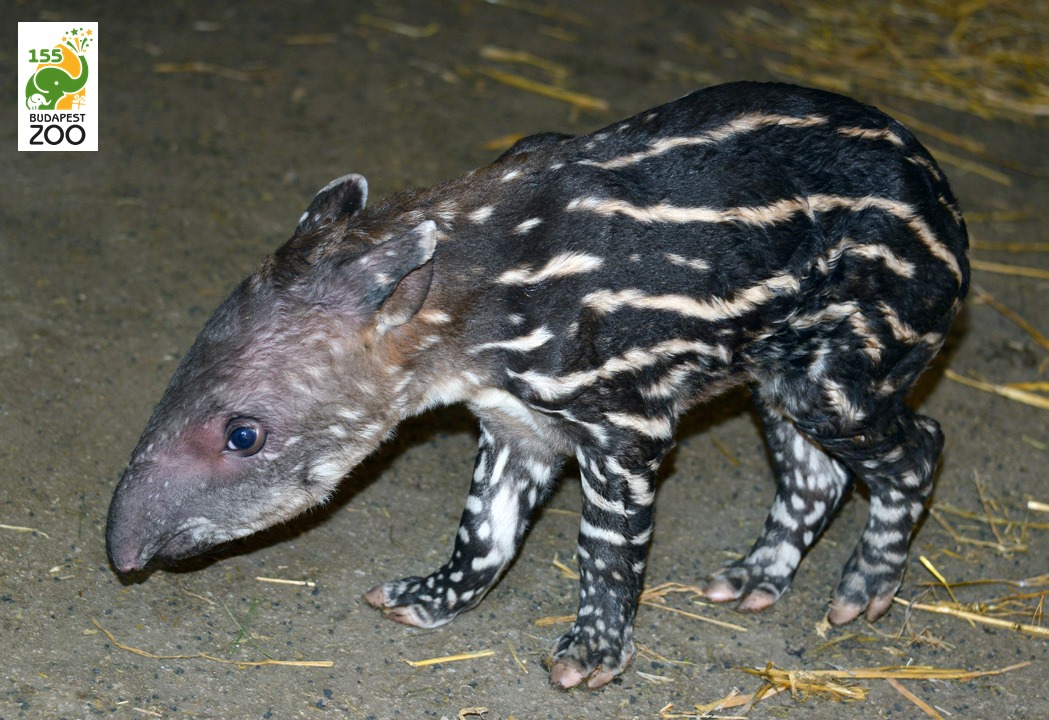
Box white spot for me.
[770,498,799,530]
[764,544,802,577]
[512,217,543,235]
[310,459,346,484]
[325,424,348,439]
[471,550,503,571]
[468,205,495,223]
[418,310,452,325]
[525,458,551,485]
[465,494,484,514]
[802,501,827,527]
[664,252,710,272]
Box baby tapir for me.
[106,81,968,689]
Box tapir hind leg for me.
[708,317,947,623]
[705,398,853,611]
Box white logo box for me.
[18,21,99,152]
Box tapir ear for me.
[350,220,437,332]
[296,174,368,235]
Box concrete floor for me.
[2,1,1047,718]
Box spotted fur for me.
[106,82,968,690]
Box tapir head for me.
[106,175,437,573]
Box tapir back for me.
[400,82,967,416]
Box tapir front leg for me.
[365,420,561,627]
[550,437,668,690]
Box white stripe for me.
[581,475,628,517]
[582,273,801,321]
[845,241,916,278]
[836,126,905,147]
[497,252,604,285]
[606,456,655,506]
[809,194,962,283]
[605,412,673,439]
[568,192,962,283]
[877,301,922,343]
[580,113,828,170]
[489,446,511,486]
[470,326,554,353]
[567,195,816,226]
[508,338,724,401]
[488,484,519,556]
[579,518,626,545]
[642,362,699,400]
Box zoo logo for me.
[25,27,92,111]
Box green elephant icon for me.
[25,44,88,110]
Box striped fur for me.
[106,82,969,692]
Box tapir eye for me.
[225,420,266,456]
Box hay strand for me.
[971,239,1049,252]
[969,259,1049,281]
[944,369,1049,410]
[925,145,1013,185]
[0,523,50,538]
[741,663,868,702]
[535,579,748,631]
[474,67,609,113]
[356,14,440,38]
[479,45,569,80]
[402,649,495,667]
[91,619,334,667]
[639,582,749,632]
[894,598,1049,637]
[505,638,528,674]
[723,2,1049,121]
[666,661,1029,716]
[745,659,1031,688]
[971,284,1049,354]
[255,576,316,588]
[885,677,945,720]
[153,62,252,82]
[918,555,961,605]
